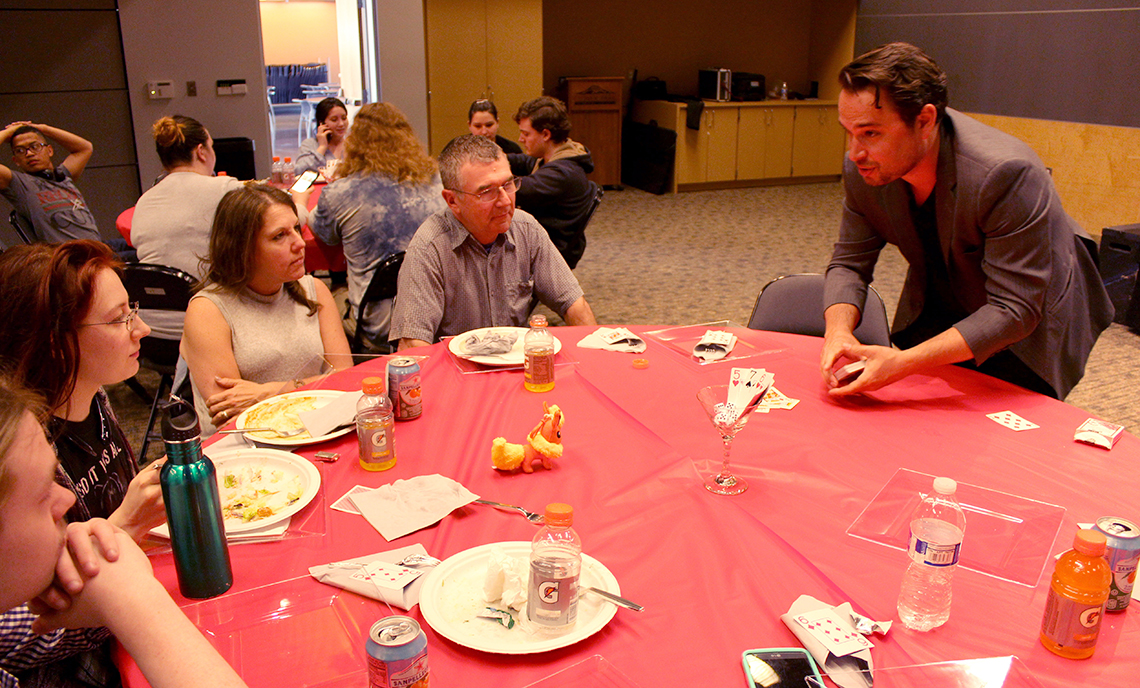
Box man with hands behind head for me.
[0,121,100,244]
[821,43,1112,400]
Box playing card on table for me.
[332,485,376,514]
[793,607,874,657]
[987,410,1039,432]
[356,560,425,592]
[693,330,737,361]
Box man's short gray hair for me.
[438,134,503,191]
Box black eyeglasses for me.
[79,303,140,332]
[451,177,522,203]
[13,142,48,157]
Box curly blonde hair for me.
[338,103,437,184]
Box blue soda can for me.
[366,616,429,688]
[387,357,422,420]
[1094,516,1140,611]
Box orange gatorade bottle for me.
[1040,529,1113,658]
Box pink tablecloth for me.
[119,326,1139,688]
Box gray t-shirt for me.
[132,172,243,279]
[188,275,326,435]
[1,165,100,243]
[390,208,584,344]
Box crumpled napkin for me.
[576,327,647,353]
[299,390,362,438]
[781,594,884,688]
[351,474,478,540]
[693,330,737,361]
[309,543,431,610]
[463,330,519,355]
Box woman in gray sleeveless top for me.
[181,184,350,435]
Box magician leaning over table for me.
[819,42,1113,400]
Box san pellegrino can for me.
[1094,516,1140,611]
[387,357,423,420]
[366,616,429,687]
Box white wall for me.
[119,0,272,189]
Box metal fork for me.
[473,499,544,524]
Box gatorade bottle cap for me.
[933,477,957,495]
[1074,529,1107,556]
[362,376,385,395]
[544,502,573,526]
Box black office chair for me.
[351,251,405,354]
[120,263,197,461]
[747,273,892,347]
[8,209,34,245]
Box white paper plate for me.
[235,390,355,446]
[447,327,563,366]
[152,448,321,537]
[419,541,619,654]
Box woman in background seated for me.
[182,184,350,434]
[295,102,445,351]
[0,241,166,543]
[295,97,349,177]
[0,376,248,688]
[462,99,523,154]
[131,115,243,281]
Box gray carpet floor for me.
[111,181,1140,462]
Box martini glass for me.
[697,384,761,495]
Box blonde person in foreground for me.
[0,377,247,688]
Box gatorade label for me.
[1040,588,1104,650]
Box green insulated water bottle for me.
[160,397,233,599]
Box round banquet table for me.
[117,326,1139,688]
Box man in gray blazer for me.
[821,43,1113,399]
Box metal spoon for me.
[398,553,441,567]
[473,499,545,524]
[218,426,306,437]
[585,587,644,612]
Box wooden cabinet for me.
[630,100,842,192]
[736,107,795,180]
[561,76,623,187]
[425,0,543,155]
[792,105,846,177]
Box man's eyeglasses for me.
[451,176,522,203]
[13,142,48,157]
[79,303,140,332]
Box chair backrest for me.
[8,209,34,245]
[353,251,406,353]
[583,181,603,229]
[747,273,892,347]
[120,263,197,367]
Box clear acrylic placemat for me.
[807,656,1045,688]
[643,321,789,366]
[847,468,1066,587]
[182,575,386,688]
[519,655,643,688]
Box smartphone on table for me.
[742,647,824,688]
[290,168,319,193]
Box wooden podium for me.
[559,76,624,188]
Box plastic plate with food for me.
[447,327,562,367]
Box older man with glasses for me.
[0,121,101,245]
[391,134,596,350]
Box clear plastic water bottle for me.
[897,476,967,631]
[160,397,233,599]
[271,156,283,184]
[282,157,295,187]
[528,503,582,631]
[523,314,555,393]
[357,376,396,471]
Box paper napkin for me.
[693,330,737,361]
[309,543,432,610]
[352,474,478,540]
[781,594,880,688]
[299,390,363,438]
[576,327,647,353]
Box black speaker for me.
[1099,224,1140,327]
